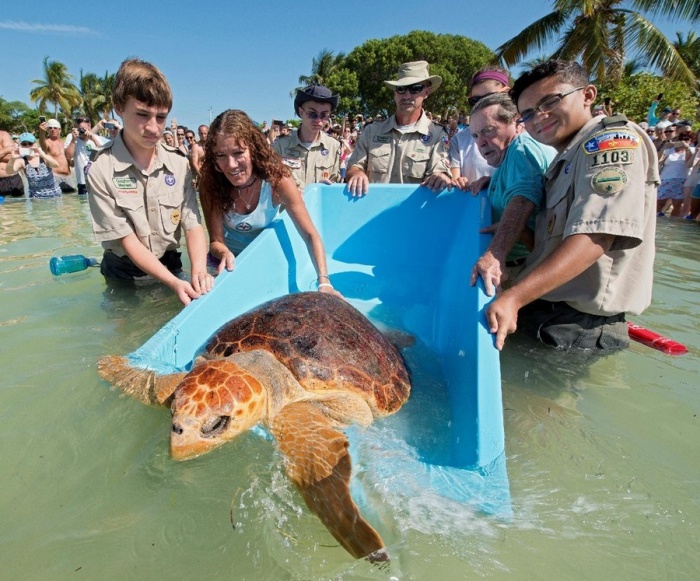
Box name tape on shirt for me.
[113,176,138,194]
[582,130,640,155]
[373,136,391,144]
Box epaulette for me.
[601,114,629,128]
[162,142,188,158]
[90,139,114,161]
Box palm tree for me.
[496,0,698,87]
[29,57,82,118]
[79,70,102,123]
[673,31,700,80]
[290,49,345,97]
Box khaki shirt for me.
[346,112,449,183]
[273,130,341,190]
[86,134,201,259]
[521,115,659,316]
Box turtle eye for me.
[201,415,230,437]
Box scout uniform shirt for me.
[521,115,659,317]
[86,133,202,258]
[346,111,449,183]
[273,130,341,190]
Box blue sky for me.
[1,0,693,130]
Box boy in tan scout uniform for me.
[345,61,451,196]
[486,60,658,351]
[86,58,213,306]
[273,84,341,190]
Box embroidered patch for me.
[373,135,391,143]
[564,162,572,174]
[591,167,628,195]
[235,222,252,232]
[170,209,181,225]
[112,176,138,193]
[164,173,176,186]
[589,150,634,168]
[282,158,302,170]
[321,148,329,156]
[582,130,640,154]
[420,134,432,143]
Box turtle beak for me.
[170,418,223,461]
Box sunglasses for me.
[395,84,426,95]
[468,92,496,107]
[20,142,33,146]
[302,108,331,120]
[76,118,90,123]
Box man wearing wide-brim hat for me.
[346,60,450,195]
[273,84,342,189]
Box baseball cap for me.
[19,132,36,144]
[47,119,61,129]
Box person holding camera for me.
[38,118,76,193]
[5,132,62,198]
[0,130,25,197]
[65,116,108,195]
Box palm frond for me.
[495,10,570,66]
[632,0,700,22]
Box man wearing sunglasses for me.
[345,61,450,196]
[486,60,658,352]
[273,84,341,189]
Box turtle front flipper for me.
[98,356,187,406]
[270,401,387,561]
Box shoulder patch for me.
[582,129,640,154]
[591,167,628,195]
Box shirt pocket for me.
[114,194,150,237]
[368,145,391,176]
[158,193,183,235]
[313,156,336,182]
[404,149,431,180]
[544,194,568,242]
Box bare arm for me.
[486,232,615,350]
[470,197,536,296]
[276,176,338,295]
[120,232,202,306]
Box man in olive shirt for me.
[487,60,658,351]
[273,84,341,190]
[345,61,450,195]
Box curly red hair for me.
[199,109,290,215]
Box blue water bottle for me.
[50,255,98,276]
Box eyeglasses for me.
[468,92,496,107]
[76,118,89,123]
[20,142,33,146]
[394,84,426,95]
[301,108,331,120]
[664,130,674,134]
[517,86,586,124]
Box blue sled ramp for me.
[130,184,510,517]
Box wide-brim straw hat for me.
[384,61,442,92]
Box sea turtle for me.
[98,291,411,561]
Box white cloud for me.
[0,21,98,36]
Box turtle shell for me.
[203,292,410,415]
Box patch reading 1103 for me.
[590,149,634,168]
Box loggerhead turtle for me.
[98,291,411,561]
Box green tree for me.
[0,97,40,133]
[673,31,700,80]
[29,56,82,118]
[496,0,698,87]
[335,31,494,117]
[79,70,102,123]
[598,72,699,126]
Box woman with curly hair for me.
[199,109,337,294]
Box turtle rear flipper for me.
[271,401,386,561]
[98,356,186,407]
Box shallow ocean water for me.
[0,196,698,580]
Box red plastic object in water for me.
[627,322,688,355]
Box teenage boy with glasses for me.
[485,60,659,352]
[273,84,342,189]
[345,61,450,196]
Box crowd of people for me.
[0,55,697,353]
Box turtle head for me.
[170,359,267,461]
